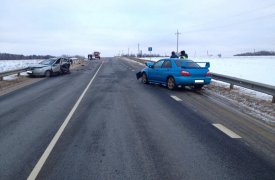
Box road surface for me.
[0,57,275,180]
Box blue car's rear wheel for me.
[142,73,148,84]
[167,77,176,90]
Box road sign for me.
[148,47,152,51]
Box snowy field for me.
[0,59,43,72]
[0,59,43,80]
[140,56,275,86]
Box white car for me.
[27,58,70,77]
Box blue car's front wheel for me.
[142,73,148,84]
[167,77,176,90]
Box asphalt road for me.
[0,57,275,180]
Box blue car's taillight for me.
[180,70,190,76]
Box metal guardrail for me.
[125,57,275,103]
[212,73,275,103]
[0,68,28,81]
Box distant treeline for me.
[0,53,54,60]
[234,51,275,56]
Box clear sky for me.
[1,0,275,57]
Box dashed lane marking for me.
[27,61,104,180]
[170,95,182,102]
[213,124,242,138]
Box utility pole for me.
[138,43,140,57]
[128,48,129,56]
[175,29,181,54]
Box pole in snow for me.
[175,30,181,54]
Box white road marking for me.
[170,95,182,102]
[132,69,135,71]
[27,62,104,180]
[212,124,242,139]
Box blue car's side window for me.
[162,60,172,68]
[154,60,164,68]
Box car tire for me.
[45,70,51,77]
[142,73,148,84]
[167,76,176,90]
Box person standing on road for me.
[170,51,179,58]
[180,50,188,59]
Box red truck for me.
[94,52,100,59]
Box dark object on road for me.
[170,51,179,58]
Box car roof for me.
[159,58,193,62]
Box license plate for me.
[27,71,32,74]
[195,80,204,83]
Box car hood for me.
[28,64,49,68]
[142,67,149,72]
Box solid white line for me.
[27,62,104,180]
[170,95,182,102]
[213,124,242,139]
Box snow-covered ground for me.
[140,56,275,86]
[0,59,43,72]
[0,59,43,80]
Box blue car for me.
[136,58,211,90]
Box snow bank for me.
[0,59,43,72]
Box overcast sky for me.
[1,0,275,57]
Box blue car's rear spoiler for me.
[181,62,210,69]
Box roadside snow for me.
[0,59,43,72]
[206,80,275,124]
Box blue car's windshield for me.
[39,59,56,65]
[175,60,200,68]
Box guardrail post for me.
[272,96,275,103]
[0,77,3,81]
[230,83,234,89]
[17,72,20,76]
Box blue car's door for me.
[148,60,164,82]
[158,60,172,83]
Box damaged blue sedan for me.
[136,58,211,90]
